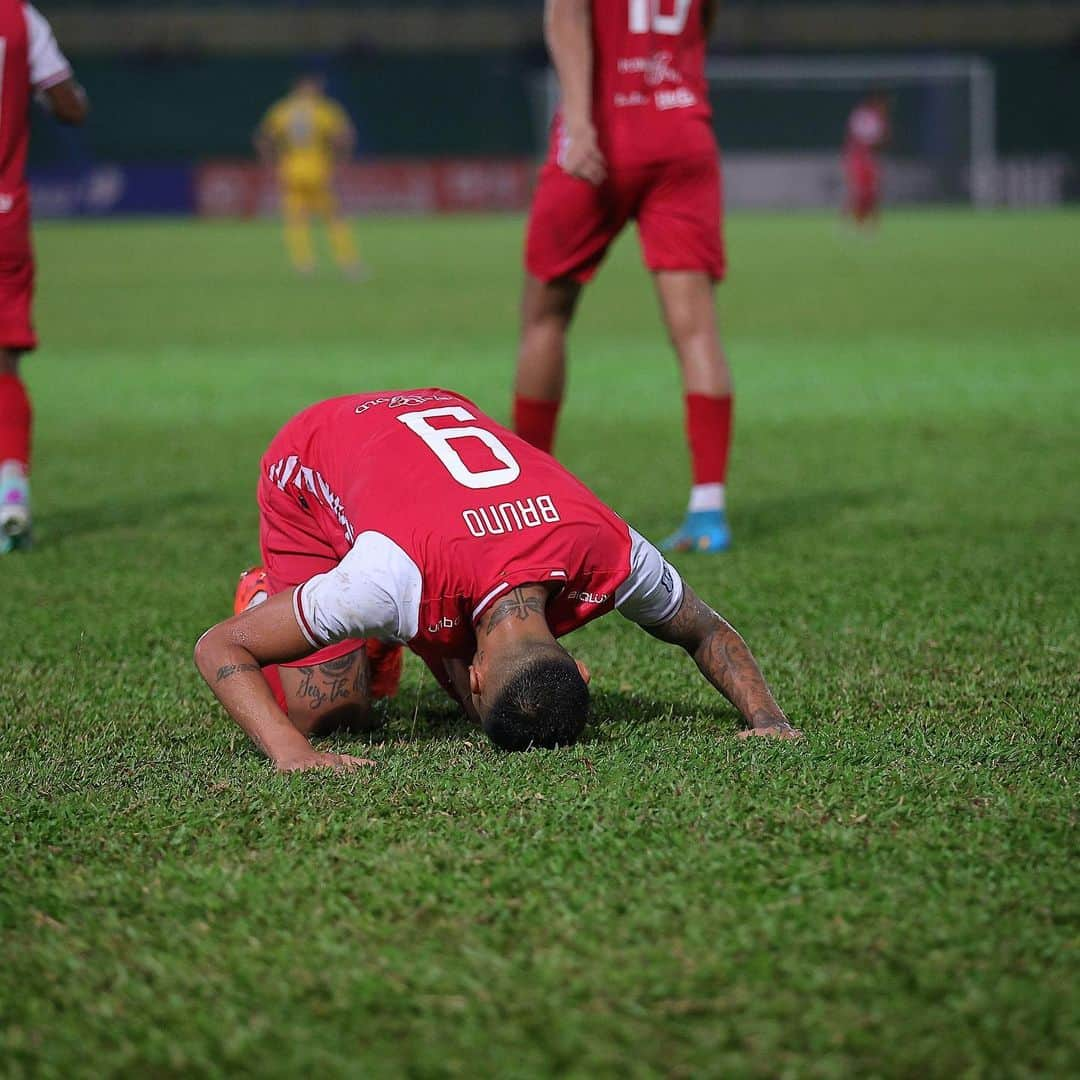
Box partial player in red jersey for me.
[0,2,87,553]
[194,388,798,773]
[844,91,890,227]
[514,0,735,554]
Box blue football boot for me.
[660,509,731,554]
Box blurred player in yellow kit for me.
[255,75,364,276]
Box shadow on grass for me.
[735,485,896,541]
[324,687,733,751]
[36,491,222,542]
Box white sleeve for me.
[293,532,422,648]
[614,528,684,628]
[24,4,72,90]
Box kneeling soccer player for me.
[195,388,799,772]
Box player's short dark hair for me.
[482,651,590,752]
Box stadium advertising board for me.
[29,165,195,217]
[194,160,534,217]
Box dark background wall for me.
[29,2,1080,165]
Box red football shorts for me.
[256,449,402,696]
[525,152,725,284]
[0,254,36,352]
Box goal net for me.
[535,54,998,209]
[704,55,998,209]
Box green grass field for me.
[2,210,1078,1077]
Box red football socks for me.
[0,372,31,469]
[685,392,733,486]
[513,394,560,454]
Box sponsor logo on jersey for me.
[618,51,683,87]
[354,392,455,415]
[655,88,697,111]
[462,496,560,538]
[427,615,461,634]
[268,455,356,544]
[614,91,650,109]
[567,589,610,606]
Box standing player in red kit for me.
[844,91,890,228]
[513,0,734,554]
[195,388,799,773]
[0,2,87,553]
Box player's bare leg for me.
[654,270,734,553]
[329,217,364,278]
[0,348,32,553]
[513,274,582,454]
[276,651,376,736]
[233,567,378,738]
[282,189,316,274]
[320,189,365,279]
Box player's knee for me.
[666,316,715,358]
[522,277,579,331]
[660,293,716,351]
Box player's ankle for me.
[687,483,725,514]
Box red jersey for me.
[845,103,888,157]
[554,0,715,167]
[0,2,71,254]
[262,389,684,698]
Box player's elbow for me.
[47,83,89,126]
[193,624,227,682]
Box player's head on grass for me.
[469,585,590,751]
[480,644,590,751]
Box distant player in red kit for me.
[514,0,734,554]
[195,389,798,773]
[844,92,890,227]
[0,2,88,553]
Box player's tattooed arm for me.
[194,590,375,773]
[647,585,801,739]
[215,663,261,682]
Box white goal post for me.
[703,55,998,208]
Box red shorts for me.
[526,153,725,284]
[0,254,36,352]
[256,447,401,696]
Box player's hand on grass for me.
[561,122,607,185]
[737,718,802,740]
[275,751,376,774]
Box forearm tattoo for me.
[649,586,787,728]
[483,588,545,636]
[695,628,788,727]
[215,663,261,683]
